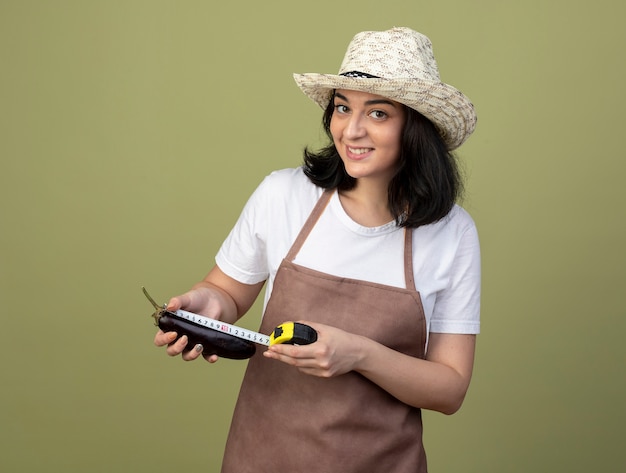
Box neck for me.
[338,180,394,227]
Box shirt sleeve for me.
[215,177,272,284]
[429,221,481,334]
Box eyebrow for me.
[334,91,398,108]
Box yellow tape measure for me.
[270,322,318,346]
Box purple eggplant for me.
[143,287,256,360]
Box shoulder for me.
[443,205,478,235]
[418,204,477,240]
[259,167,311,190]
[252,167,322,209]
[412,204,479,264]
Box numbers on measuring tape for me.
[173,309,271,345]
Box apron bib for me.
[222,190,428,473]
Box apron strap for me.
[285,189,334,262]
[404,227,416,292]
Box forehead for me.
[334,89,401,107]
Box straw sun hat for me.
[293,27,477,150]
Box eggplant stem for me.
[142,286,165,326]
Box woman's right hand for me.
[152,284,229,363]
[165,284,229,319]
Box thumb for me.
[166,295,185,311]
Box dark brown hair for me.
[303,93,463,228]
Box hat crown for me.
[338,27,441,81]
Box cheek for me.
[381,128,403,151]
[329,117,341,142]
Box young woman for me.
[154,27,480,473]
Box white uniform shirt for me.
[216,167,480,335]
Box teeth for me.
[348,147,371,155]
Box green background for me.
[1,1,625,471]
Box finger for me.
[263,344,316,364]
[263,349,298,366]
[203,353,220,363]
[165,334,189,356]
[263,351,322,372]
[165,295,185,311]
[166,289,202,312]
[181,343,205,361]
[154,330,177,347]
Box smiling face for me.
[330,89,406,187]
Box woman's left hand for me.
[262,321,366,377]
[263,321,476,414]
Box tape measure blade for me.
[173,309,270,346]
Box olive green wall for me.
[1,1,624,471]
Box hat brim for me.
[293,73,477,150]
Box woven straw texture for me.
[294,27,477,150]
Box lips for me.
[346,146,373,160]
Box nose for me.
[343,114,366,140]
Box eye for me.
[334,104,350,114]
[369,110,388,120]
